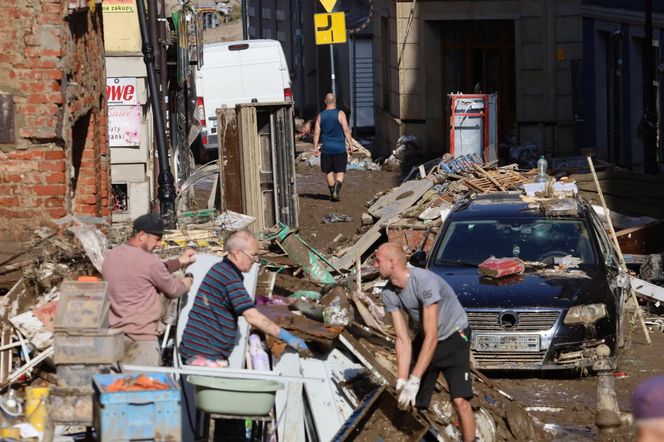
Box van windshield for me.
[433,219,597,267]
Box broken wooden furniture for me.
[218,102,299,232]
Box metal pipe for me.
[136,0,177,225]
[330,45,336,95]
[123,364,325,383]
[242,0,248,39]
[643,0,658,174]
[294,0,305,112]
[351,35,357,137]
[158,0,170,145]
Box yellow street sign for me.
[319,0,336,13]
[314,12,347,45]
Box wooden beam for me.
[473,164,505,191]
[587,156,651,345]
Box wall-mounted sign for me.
[108,105,141,147]
[102,0,135,13]
[107,78,138,106]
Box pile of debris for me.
[329,154,532,271]
[296,138,381,171]
[2,151,664,441]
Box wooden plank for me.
[330,222,383,270]
[300,358,345,441]
[218,108,243,213]
[0,327,12,384]
[274,352,305,442]
[338,331,392,386]
[368,179,434,219]
[237,106,265,231]
[473,164,505,191]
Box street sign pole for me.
[315,0,345,96]
[330,45,336,95]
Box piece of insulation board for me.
[368,179,434,219]
[275,351,305,442]
[631,276,664,303]
[300,358,345,440]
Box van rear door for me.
[237,43,287,103]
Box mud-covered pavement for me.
[295,165,400,254]
[295,164,664,441]
[491,330,664,441]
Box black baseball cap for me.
[133,214,165,236]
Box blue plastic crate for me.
[92,372,181,441]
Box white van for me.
[195,39,292,150]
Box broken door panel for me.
[236,102,299,231]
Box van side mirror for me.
[409,250,427,268]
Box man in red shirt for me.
[102,214,196,366]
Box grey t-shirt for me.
[382,267,468,341]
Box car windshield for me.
[433,218,597,267]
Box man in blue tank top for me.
[313,93,353,201]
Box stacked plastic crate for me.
[49,281,124,427]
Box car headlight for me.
[564,303,607,325]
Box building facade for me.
[103,0,156,221]
[0,1,110,260]
[372,0,583,159]
[247,0,375,132]
[580,0,664,171]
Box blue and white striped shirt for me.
[180,258,255,361]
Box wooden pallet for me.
[464,170,531,193]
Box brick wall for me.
[0,1,109,261]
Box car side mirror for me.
[409,250,427,268]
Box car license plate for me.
[474,334,540,352]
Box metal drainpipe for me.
[157,0,170,148]
[294,0,305,113]
[136,0,177,226]
[643,0,658,173]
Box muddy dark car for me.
[423,192,625,371]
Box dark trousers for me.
[413,327,473,408]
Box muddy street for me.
[295,165,401,253]
[295,166,663,441]
[488,330,664,441]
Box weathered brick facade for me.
[0,1,109,258]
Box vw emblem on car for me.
[499,311,519,330]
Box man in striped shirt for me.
[179,230,309,365]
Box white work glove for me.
[397,375,420,410]
[396,378,406,393]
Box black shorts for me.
[321,152,347,174]
[413,327,473,408]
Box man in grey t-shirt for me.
[376,242,475,442]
